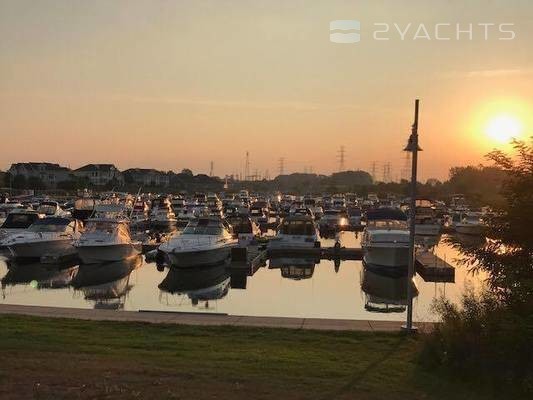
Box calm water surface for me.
[0,232,485,322]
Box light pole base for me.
[401,325,419,334]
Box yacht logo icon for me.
[330,20,361,43]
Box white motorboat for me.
[0,210,42,244]
[318,209,348,235]
[74,205,142,264]
[150,197,177,228]
[36,201,71,218]
[130,200,150,227]
[3,217,82,260]
[414,199,441,236]
[452,211,486,236]
[361,208,410,268]
[268,215,320,249]
[159,216,237,268]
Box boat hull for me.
[166,247,232,268]
[77,243,142,264]
[7,239,75,260]
[363,246,410,268]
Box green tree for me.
[422,139,533,395]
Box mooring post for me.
[402,99,421,333]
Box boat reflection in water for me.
[1,260,79,292]
[360,261,418,313]
[415,234,442,250]
[158,264,230,308]
[268,257,319,281]
[71,256,143,310]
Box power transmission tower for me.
[337,146,346,171]
[371,161,377,182]
[278,157,285,176]
[383,162,392,183]
[244,151,251,181]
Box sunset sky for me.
[1,0,531,180]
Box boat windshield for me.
[85,221,118,234]
[183,219,225,235]
[37,204,57,215]
[29,219,70,233]
[1,213,39,229]
[280,220,316,235]
[368,220,407,230]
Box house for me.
[73,164,123,186]
[8,162,71,188]
[123,168,170,187]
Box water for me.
[0,232,485,322]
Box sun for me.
[485,114,523,143]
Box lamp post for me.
[402,99,421,333]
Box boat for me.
[413,199,441,236]
[3,217,82,260]
[72,197,100,222]
[268,215,320,249]
[130,200,150,228]
[452,211,486,236]
[149,197,177,229]
[318,209,348,235]
[159,216,237,268]
[74,204,142,264]
[226,216,261,247]
[0,210,42,244]
[361,208,410,268]
[36,201,71,218]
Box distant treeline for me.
[0,165,507,207]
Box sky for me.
[0,0,532,181]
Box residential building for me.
[123,168,170,187]
[8,162,71,188]
[73,164,123,186]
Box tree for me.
[423,139,533,394]
[12,174,27,189]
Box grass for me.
[0,315,488,400]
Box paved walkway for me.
[0,304,432,332]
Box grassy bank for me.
[0,315,484,400]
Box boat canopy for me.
[366,208,407,221]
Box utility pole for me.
[209,161,214,177]
[402,98,421,334]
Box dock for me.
[235,245,454,282]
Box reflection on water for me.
[159,264,230,308]
[269,257,319,281]
[361,262,418,314]
[72,256,143,310]
[0,233,486,322]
